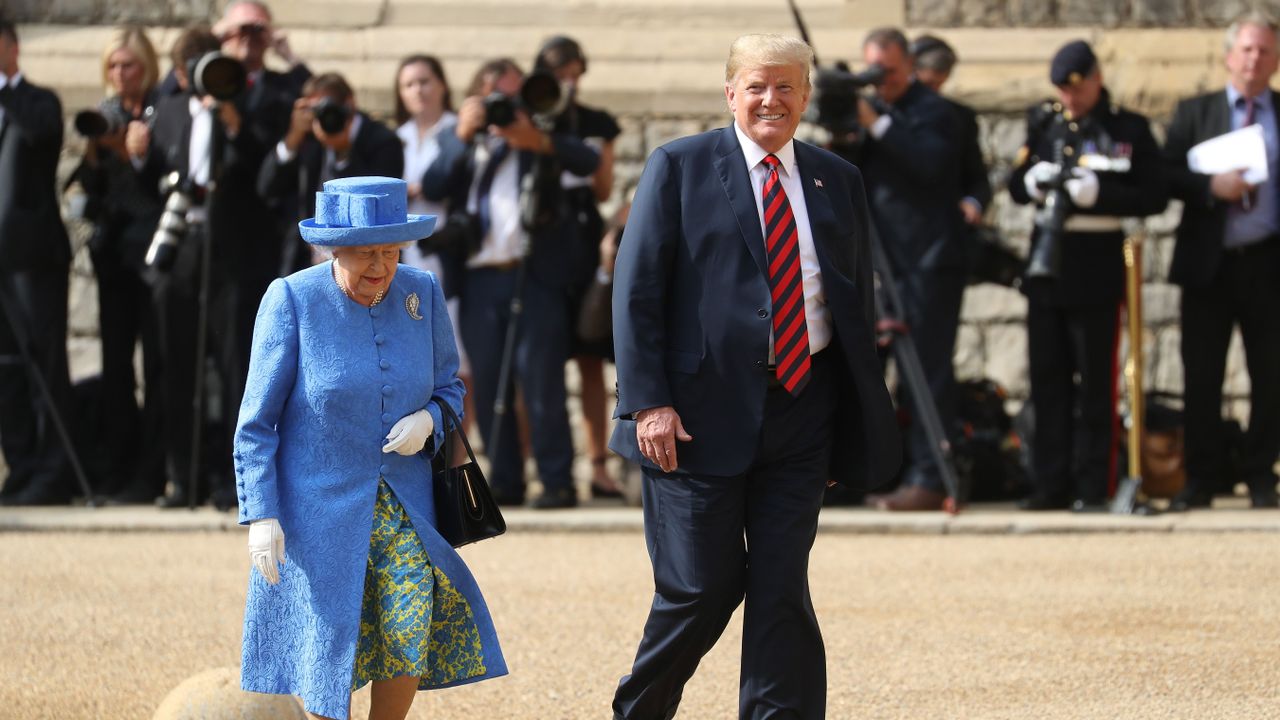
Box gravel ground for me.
[2,531,1279,719]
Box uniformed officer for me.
[1007,40,1166,511]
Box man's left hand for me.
[856,96,880,133]
[497,111,551,154]
[1064,167,1099,208]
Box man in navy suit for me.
[1163,12,1280,510]
[609,34,900,719]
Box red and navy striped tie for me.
[762,154,811,395]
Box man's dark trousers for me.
[1181,239,1280,495]
[613,351,836,720]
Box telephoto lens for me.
[146,172,193,271]
[312,97,353,135]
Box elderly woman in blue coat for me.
[234,176,506,720]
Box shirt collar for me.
[188,95,205,117]
[1227,84,1271,109]
[733,122,797,177]
[0,71,23,90]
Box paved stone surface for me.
[2,529,1278,719]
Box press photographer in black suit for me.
[259,72,404,269]
[130,26,287,508]
[0,20,75,506]
[833,27,963,511]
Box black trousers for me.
[891,268,965,492]
[0,268,72,500]
[613,351,836,720]
[1181,241,1280,495]
[91,249,165,498]
[151,223,243,502]
[1027,299,1121,503]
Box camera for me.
[74,98,133,138]
[805,62,886,135]
[145,172,195,271]
[187,51,247,102]
[312,97,353,135]
[482,70,563,128]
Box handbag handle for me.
[431,398,480,469]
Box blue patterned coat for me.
[234,263,507,719]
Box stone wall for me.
[10,0,1270,420]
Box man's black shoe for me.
[0,485,72,506]
[491,489,526,507]
[1168,488,1212,513]
[531,487,578,509]
[1018,494,1069,511]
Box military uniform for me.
[1007,83,1166,509]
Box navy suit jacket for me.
[609,126,901,491]
[0,78,70,273]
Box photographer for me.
[68,26,166,502]
[0,20,74,505]
[421,58,599,509]
[835,28,963,511]
[258,72,403,268]
[1007,41,1165,512]
[133,25,285,509]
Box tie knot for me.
[762,154,781,170]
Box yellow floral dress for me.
[352,480,487,690]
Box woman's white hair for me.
[725,34,814,88]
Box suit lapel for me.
[1212,89,1232,138]
[713,127,768,276]
[794,142,851,279]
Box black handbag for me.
[430,399,507,547]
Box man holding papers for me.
[1164,11,1280,511]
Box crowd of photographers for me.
[0,4,1277,515]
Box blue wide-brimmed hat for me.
[298,176,436,246]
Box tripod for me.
[867,223,965,512]
[0,275,95,505]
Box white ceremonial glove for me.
[1023,161,1060,202]
[1064,167,1100,209]
[382,408,435,456]
[248,518,286,585]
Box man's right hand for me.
[284,97,314,152]
[1210,168,1251,203]
[125,120,150,161]
[635,406,693,473]
[455,96,487,144]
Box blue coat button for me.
[382,385,393,396]
[380,464,390,475]
[382,413,393,423]
[379,359,390,370]
[374,334,385,345]
[370,307,381,318]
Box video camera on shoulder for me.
[483,70,564,128]
[805,62,886,135]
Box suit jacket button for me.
[755,360,765,368]
[757,308,768,318]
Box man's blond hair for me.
[725,34,813,88]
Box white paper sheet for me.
[1186,124,1269,185]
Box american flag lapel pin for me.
[814,178,824,188]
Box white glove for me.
[248,518,286,585]
[1023,161,1060,202]
[382,408,435,456]
[1064,167,1100,209]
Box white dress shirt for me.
[465,135,525,268]
[398,112,456,271]
[734,123,831,358]
[0,71,21,126]
[188,95,213,188]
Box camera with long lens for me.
[73,97,134,138]
[145,171,195,271]
[804,62,887,136]
[1026,117,1084,280]
[482,70,563,128]
[187,51,247,101]
[312,96,353,134]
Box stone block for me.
[958,0,1008,26]
[643,118,705,156]
[1144,199,1183,236]
[1132,0,1188,26]
[960,284,1027,323]
[907,0,959,26]
[152,667,307,720]
[953,323,985,381]
[1009,0,1056,26]
[67,335,101,383]
[982,323,1028,398]
[1224,329,1250,398]
[1060,0,1122,27]
[101,0,173,25]
[1140,282,1180,325]
[1144,234,1175,282]
[1195,0,1256,25]
[613,116,646,162]
[67,271,98,337]
[1152,326,1183,395]
[272,0,385,28]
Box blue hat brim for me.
[298,214,437,246]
